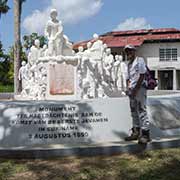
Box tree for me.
[13,0,26,94]
[0,0,10,18]
[23,33,47,51]
[0,41,13,85]
[6,46,27,85]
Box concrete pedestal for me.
[0,93,180,157]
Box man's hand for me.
[130,74,144,97]
[125,89,129,96]
[131,88,138,97]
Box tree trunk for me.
[14,0,21,94]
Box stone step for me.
[0,136,179,158]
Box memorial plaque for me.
[49,64,75,95]
[0,96,180,148]
[0,98,132,147]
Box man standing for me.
[124,45,150,144]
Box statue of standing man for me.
[45,9,64,56]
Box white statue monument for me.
[18,9,126,100]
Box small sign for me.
[49,64,75,95]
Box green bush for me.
[0,84,14,92]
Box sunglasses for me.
[125,49,135,54]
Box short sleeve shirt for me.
[126,57,146,89]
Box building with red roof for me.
[73,28,180,90]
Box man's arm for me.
[125,79,130,95]
[131,57,146,97]
[131,73,145,97]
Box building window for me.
[159,48,177,61]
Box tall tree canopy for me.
[0,0,10,18]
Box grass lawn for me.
[0,84,14,93]
[0,148,180,180]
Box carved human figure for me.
[76,46,84,73]
[28,39,41,66]
[114,55,127,92]
[34,39,40,49]
[103,48,114,76]
[82,81,90,99]
[102,43,108,59]
[91,33,104,59]
[84,42,92,59]
[18,62,33,97]
[72,50,76,55]
[77,46,84,57]
[28,46,35,66]
[37,64,47,100]
[18,61,29,89]
[113,55,122,89]
[83,42,98,98]
[62,35,74,56]
[84,42,96,79]
[18,61,27,80]
[90,33,104,82]
[35,39,42,65]
[40,44,48,57]
[120,57,128,92]
[45,9,64,56]
[27,70,38,99]
[76,46,84,98]
[102,48,114,88]
[63,35,72,49]
[97,85,106,98]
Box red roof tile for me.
[73,28,180,50]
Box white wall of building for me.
[137,42,180,70]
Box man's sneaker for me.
[138,129,151,144]
[124,127,140,141]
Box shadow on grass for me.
[3,148,179,180]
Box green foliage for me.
[0,41,8,60]
[0,57,11,84]
[23,32,47,50]
[0,160,27,179]
[0,41,11,84]
[6,45,27,85]
[0,41,27,86]
[0,84,14,92]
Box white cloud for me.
[23,0,103,35]
[114,17,152,31]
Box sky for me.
[1,0,180,51]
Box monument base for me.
[1,93,180,149]
[0,136,180,158]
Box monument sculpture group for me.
[17,9,127,100]
[0,9,179,154]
